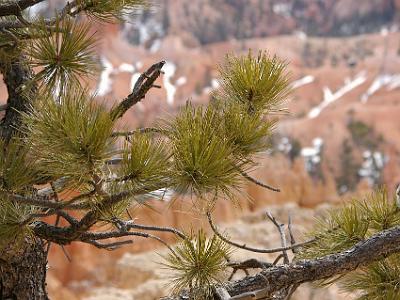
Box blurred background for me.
[2,0,400,299]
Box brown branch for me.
[83,239,133,251]
[163,226,400,300]
[287,214,298,254]
[80,230,176,253]
[110,61,165,120]
[239,170,280,192]
[0,0,47,17]
[111,127,165,137]
[206,211,312,254]
[227,259,273,281]
[112,218,187,240]
[224,225,400,297]
[266,211,289,264]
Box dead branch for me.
[110,61,165,120]
[239,170,280,192]
[206,211,312,254]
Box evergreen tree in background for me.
[1,1,400,299]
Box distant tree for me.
[1,2,400,300]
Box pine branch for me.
[239,170,280,192]
[163,225,400,299]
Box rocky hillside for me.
[123,0,400,48]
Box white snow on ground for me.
[358,151,387,185]
[361,73,400,102]
[308,72,367,119]
[291,75,314,89]
[130,73,141,91]
[272,3,291,17]
[301,138,324,171]
[136,61,143,70]
[278,137,292,154]
[163,61,177,105]
[294,30,307,41]
[211,79,220,89]
[27,2,48,16]
[118,63,135,73]
[176,77,187,86]
[150,39,162,53]
[96,56,114,96]
[203,79,220,94]
[151,188,174,202]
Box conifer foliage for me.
[1,1,400,300]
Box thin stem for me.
[207,211,312,254]
[239,170,280,192]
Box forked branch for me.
[206,211,312,254]
[110,61,165,120]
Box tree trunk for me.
[0,237,49,300]
[0,55,37,141]
[0,55,45,299]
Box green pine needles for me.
[162,229,232,299]
[76,0,148,22]
[22,90,116,186]
[217,51,290,113]
[298,189,400,297]
[29,18,98,95]
[166,103,245,199]
[340,254,400,300]
[116,134,171,192]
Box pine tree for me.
[1,2,400,300]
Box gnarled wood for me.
[0,237,48,300]
[162,225,400,299]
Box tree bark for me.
[0,55,37,141]
[0,55,47,299]
[162,225,400,299]
[0,237,48,300]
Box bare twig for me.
[239,170,280,192]
[80,230,176,254]
[207,211,312,254]
[111,127,165,137]
[84,239,133,251]
[110,61,165,120]
[227,259,273,281]
[287,214,298,254]
[46,182,61,255]
[112,218,187,240]
[266,212,289,264]
[285,283,300,300]
[214,287,231,300]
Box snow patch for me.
[301,138,324,172]
[163,61,177,105]
[358,151,387,185]
[361,73,400,102]
[273,3,291,17]
[291,75,314,89]
[130,73,141,91]
[150,39,162,53]
[308,72,367,119]
[176,77,187,86]
[96,56,114,96]
[278,137,292,154]
[136,61,143,70]
[118,63,135,73]
[27,2,48,16]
